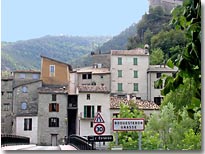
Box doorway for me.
[51,134,58,146]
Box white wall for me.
[16,116,38,144]
[111,55,149,99]
[77,93,111,137]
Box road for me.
[21,146,61,150]
[2,145,77,150]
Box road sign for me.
[94,112,104,123]
[113,118,144,131]
[88,135,113,142]
[94,123,105,135]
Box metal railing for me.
[68,135,94,150]
[1,134,30,147]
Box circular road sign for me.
[94,123,105,135]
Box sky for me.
[1,0,149,42]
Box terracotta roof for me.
[110,96,160,110]
[14,70,41,73]
[78,85,110,93]
[75,67,110,74]
[148,65,178,72]
[111,48,148,56]
[13,80,42,88]
[38,85,68,94]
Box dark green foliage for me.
[99,24,138,53]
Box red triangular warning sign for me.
[94,112,105,123]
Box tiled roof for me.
[148,65,178,72]
[13,80,42,88]
[75,67,110,74]
[14,70,41,73]
[111,48,148,56]
[41,55,72,71]
[78,85,110,93]
[110,96,160,110]
[38,85,68,94]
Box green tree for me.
[150,48,164,65]
[110,102,147,150]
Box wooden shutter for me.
[56,104,59,112]
[49,104,52,112]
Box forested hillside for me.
[1,35,111,70]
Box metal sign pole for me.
[115,131,118,146]
[138,131,142,150]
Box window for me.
[21,102,27,110]
[100,75,103,79]
[118,83,123,92]
[49,103,59,112]
[7,92,12,99]
[134,83,139,91]
[156,73,162,78]
[32,74,40,79]
[52,94,56,101]
[154,81,163,89]
[19,73,26,79]
[90,121,93,128]
[88,74,92,79]
[82,73,92,79]
[2,91,4,96]
[22,86,28,93]
[118,57,122,65]
[133,58,138,65]
[84,106,94,118]
[3,103,10,111]
[118,70,122,77]
[154,97,163,105]
[49,117,59,127]
[24,118,32,131]
[97,105,101,112]
[50,65,55,77]
[134,71,138,78]
[87,94,90,100]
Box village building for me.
[1,76,14,134]
[12,70,42,144]
[147,65,178,105]
[110,48,149,100]
[37,56,74,146]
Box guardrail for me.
[68,135,94,150]
[1,134,30,147]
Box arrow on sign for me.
[94,112,105,123]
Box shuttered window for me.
[84,105,95,118]
[133,58,138,65]
[49,103,59,112]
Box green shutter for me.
[118,70,122,77]
[118,57,122,65]
[118,83,123,91]
[134,58,138,65]
[84,106,87,118]
[134,71,138,78]
[134,83,138,91]
[92,106,94,118]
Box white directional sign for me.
[94,124,105,135]
[113,118,144,131]
[94,112,104,123]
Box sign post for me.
[112,118,144,150]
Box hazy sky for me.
[2,0,149,42]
